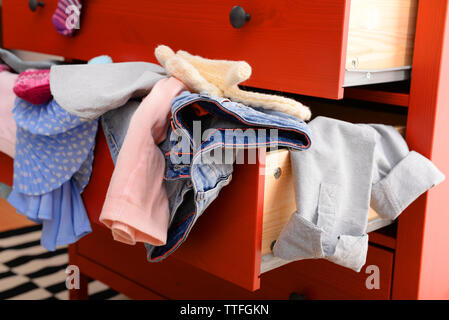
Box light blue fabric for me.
[7,55,110,251]
[8,97,97,250]
[12,98,97,195]
[8,179,91,251]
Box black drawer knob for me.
[289,292,307,300]
[29,0,45,12]
[230,6,251,29]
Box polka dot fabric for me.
[12,97,97,196]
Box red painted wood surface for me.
[3,0,449,300]
[369,233,396,251]
[70,244,166,300]
[393,0,449,299]
[68,244,89,300]
[0,152,13,186]
[81,125,114,225]
[2,0,350,99]
[172,149,266,291]
[344,88,409,107]
[74,223,393,300]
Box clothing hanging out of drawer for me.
[0,36,443,292]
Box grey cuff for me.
[273,212,369,272]
[371,151,445,220]
[272,212,325,261]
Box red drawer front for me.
[0,152,13,186]
[81,127,266,292]
[76,223,394,299]
[264,245,394,300]
[81,126,113,226]
[2,0,349,99]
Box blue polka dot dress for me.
[8,97,97,251]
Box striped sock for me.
[52,0,83,37]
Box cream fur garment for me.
[154,45,311,121]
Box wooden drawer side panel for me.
[261,149,395,256]
[346,0,418,70]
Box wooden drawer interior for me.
[346,0,418,70]
[261,148,393,257]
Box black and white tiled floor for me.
[0,225,129,300]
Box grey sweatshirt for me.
[50,62,167,120]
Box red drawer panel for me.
[2,0,349,99]
[263,245,394,300]
[0,152,13,186]
[79,126,395,294]
[81,126,113,226]
[75,223,393,299]
[81,127,265,292]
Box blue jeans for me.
[100,91,312,262]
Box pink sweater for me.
[100,77,186,246]
[0,70,18,159]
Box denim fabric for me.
[144,91,311,262]
[101,99,141,165]
[101,91,311,262]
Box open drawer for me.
[168,146,395,291]
[0,124,396,296]
[79,127,396,293]
[260,148,394,274]
[78,130,396,297]
[3,0,417,99]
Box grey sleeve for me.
[50,62,167,120]
[0,48,58,73]
[366,124,445,220]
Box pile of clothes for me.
[0,46,444,272]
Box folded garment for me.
[273,116,445,272]
[0,70,18,158]
[100,77,186,246]
[50,62,167,120]
[0,48,59,74]
[144,91,311,262]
